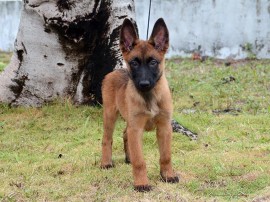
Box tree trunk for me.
[0,0,136,106]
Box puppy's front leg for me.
[101,107,117,169]
[156,118,179,183]
[127,115,151,192]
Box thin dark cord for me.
[146,0,152,39]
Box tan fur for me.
[101,19,178,190]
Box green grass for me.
[0,56,270,201]
[0,51,12,72]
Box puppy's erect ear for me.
[120,19,138,53]
[149,18,169,52]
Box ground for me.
[0,52,270,201]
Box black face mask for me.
[129,57,162,92]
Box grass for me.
[0,51,12,72]
[0,55,270,201]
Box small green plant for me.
[244,43,256,59]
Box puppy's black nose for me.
[139,80,150,88]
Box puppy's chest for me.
[143,94,161,118]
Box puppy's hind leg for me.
[123,127,130,164]
[101,105,118,169]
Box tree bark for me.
[0,0,136,106]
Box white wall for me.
[0,1,22,52]
[1,0,270,59]
[135,0,270,59]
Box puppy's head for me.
[120,18,169,92]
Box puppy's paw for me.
[134,185,152,192]
[100,163,114,169]
[161,175,179,183]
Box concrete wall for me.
[136,0,270,59]
[1,0,270,59]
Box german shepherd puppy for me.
[101,18,179,192]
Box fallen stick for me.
[171,120,198,140]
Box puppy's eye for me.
[130,60,139,67]
[149,59,158,67]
